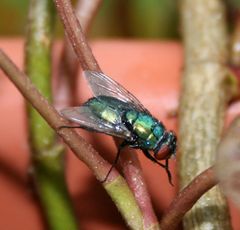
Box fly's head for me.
[154,131,177,160]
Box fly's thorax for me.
[86,98,121,124]
[125,111,165,149]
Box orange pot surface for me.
[0,39,239,229]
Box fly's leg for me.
[142,149,173,186]
[164,158,173,186]
[101,140,129,183]
[142,149,166,167]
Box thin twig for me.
[56,0,103,107]
[160,167,217,230]
[0,49,108,178]
[0,49,144,230]
[54,0,100,71]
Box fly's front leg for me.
[142,149,166,167]
[142,149,173,186]
[101,140,129,183]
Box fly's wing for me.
[61,106,132,140]
[83,71,150,114]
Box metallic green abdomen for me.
[126,111,165,149]
[85,96,165,149]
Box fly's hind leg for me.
[142,149,173,186]
[164,158,173,186]
[101,140,129,183]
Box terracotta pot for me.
[0,39,239,229]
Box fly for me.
[61,71,177,185]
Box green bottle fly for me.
[61,71,177,184]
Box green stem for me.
[25,0,78,229]
[105,176,144,229]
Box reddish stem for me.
[160,166,217,230]
[0,49,117,182]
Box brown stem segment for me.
[0,49,146,230]
[160,167,217,230]
[0,49,113,181]
[56,0,103,107]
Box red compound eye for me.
[154,145,171,160]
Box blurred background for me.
[0,0,179,39]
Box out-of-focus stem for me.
[230,11,240,66]
[25,0,78,229]
[179,0,232,229]
[56,0,103,107]
[54,0,100,71]
[0,48,114,180]
[215,116,240,209]
[75,0,103,33]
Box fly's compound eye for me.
[154,131,177,160]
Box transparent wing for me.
[83,71,150,113]
[61,105,132,140]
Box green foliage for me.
[0,0,178,38]
[229,0,240,8]
[127,0,178,38]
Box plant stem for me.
[160,167,217,230]
[53,0,159,228]
[0,49,144,230]
[179,0,232,229]
[24,0,78,229]
[230,12,240,66]
[118,141,160,230]
[53,0,100,71]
